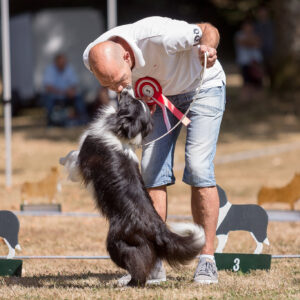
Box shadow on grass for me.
[3,273,195,289]
[3,271,121,289]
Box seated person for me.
[42,53,88,126]
[235,21,264,102]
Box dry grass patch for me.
[0,104,300,299]
[0,260,299,299]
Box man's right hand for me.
[198,45,217,68]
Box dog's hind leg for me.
[126,253,148,287]
[126,243,157,287]
[107,238,156,286]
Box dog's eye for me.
[121,89,128,96]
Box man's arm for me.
[197,23,219,68]
[197,23,220,48]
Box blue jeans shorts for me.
[141,83,226,188]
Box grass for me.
[0,260,299,299]
[0,92,300,299]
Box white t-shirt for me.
[83,16,226,96]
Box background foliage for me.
[8,0,300,93]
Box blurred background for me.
[0,0,299,211]
[1,0,299,117]
[0,1,299,277]
[0,3,299,296]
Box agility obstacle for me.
[13,210,300,222]
[1,181,299,278]
[0,254,299,277]
[1,254,299,260]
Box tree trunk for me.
[273,0,300,91]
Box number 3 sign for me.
[233,258,240,272]
[214,253,271,273]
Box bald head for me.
[89,41,124,77]
[88,41,133,92]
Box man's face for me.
[94,61,132,93]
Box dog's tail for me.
[155,222,205,268]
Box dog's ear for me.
[116,91,153,140]
[116,97,141,139]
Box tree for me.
[272,0,300,91]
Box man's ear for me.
[124,51,131,64]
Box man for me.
[43,53,88,126]
[83,16,226,285]
[255,6,274,86]
[235,20,263,102]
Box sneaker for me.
[117,259,166,286]
[194,257,218,284]
[117,273,132,287]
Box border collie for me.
[60,87,205,286]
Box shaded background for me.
[0,3,299,298]
[0,0,300,284]
[2,0,299,113]
[0,0,300,193]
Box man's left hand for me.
[198,45,217,68]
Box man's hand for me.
[197,23,219,68]
[198,45,217,68]
[141,96,157,115]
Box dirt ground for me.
[0,93,300,299]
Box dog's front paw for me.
[60,150,81,182]
[59,150,79,166]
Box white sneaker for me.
[194,257,218,284]
[117,260,166,286]
[117,273,132,287]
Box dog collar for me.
[134,77,191,131]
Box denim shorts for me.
[141,83,226,188]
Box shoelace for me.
[195,261,216,276]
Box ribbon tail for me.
[162,106,171,131]
[160,94,191,126]
[151,97,171,131]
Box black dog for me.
[61,87,205,286]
